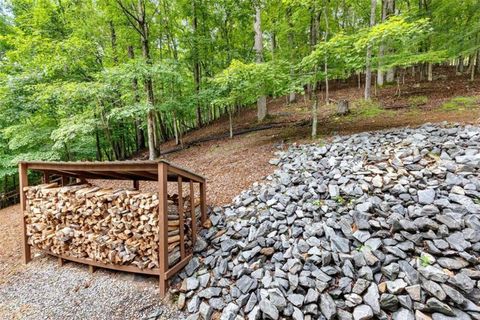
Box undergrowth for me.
[347,99,394,119]
[408,95,428,107]
[441,96,478,111]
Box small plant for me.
[474,198,480,205]
[408,95,428,107]
[356,244,372,252]
[312,199,324,206]
[334,195,346,205]
[441,96,478,111]
[420,254,432,267]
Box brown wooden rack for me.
[18,160,207,298]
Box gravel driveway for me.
[0,255,183,320]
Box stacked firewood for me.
[24,183,199,269]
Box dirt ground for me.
[1,67,480,318]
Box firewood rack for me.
[18,160,207,298]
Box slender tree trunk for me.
[311,66,319,138]
[458,56,464,74]
[228,107,233,138]
[377,0,387,86]
[324,0,329,104]
[173,112,179,145]
[385,0,396,83]
[477,50,480,73]
[254,4,267,121]
[365,0,376,100]
[308,9,321,101]
[110,21,127,160]
[470,54,476,81]
[286,6,296,104]
[95,120,102,161]
[128,45,146,152]
[192,0,202,128]
[427,62,433,81]
[116,0,162,159]
[139,4,159,159]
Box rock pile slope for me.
[177,123,480,320]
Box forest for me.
[0,0,479,195]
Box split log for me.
[24,183,201,269]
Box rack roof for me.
[19,160,205,183]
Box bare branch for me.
[114,0,147,37]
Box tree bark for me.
[427,62,433,81]
[311,67,319,138]
[228,107,233,139]
[286,6,296,104]
[477,50,480,73]
[128,45,146,152]
[323,0,329,104]
[254,3,267,121]
[116,0,160,160]
[138,1,158,159]
[377,0,387,86]
[470,54,475,81]
[385,0,396,83]
[192,0,202,128]
[458,56,464,74]
[365,0,376,100]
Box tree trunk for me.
[386,68,395,83]
[138,3,159,159]
[110,20,127,160]
[324,0,329,104]
[254,4,267,121]
[477,50,480,73]
[311,70,319,138]
[470,54,476,81]
[173,112,179,145]
[128,45,146,152]
[116,0,160,159]
[365,0,376,100]
[95,121,102,161]
[286,6,296,104]
[377,0,387,86]
[228,107,233,139]
[385,0,396,82]
[192,0,202,128]
[458,56,464,74]
[336,100,349,115]
[427,62,433,81]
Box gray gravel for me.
[0,255,184,320]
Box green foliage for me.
[420,254,433,267]
[333,195,346,205]
[212,59,292,108]
[301,16,433,78]
[441,96,478,111]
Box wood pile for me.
[24,183,199,269]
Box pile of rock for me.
[176,123,480,320]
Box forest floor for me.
[1,67,480,319]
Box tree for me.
[365,0,376,100]
[115,0,160,160]
[254,0,268,122]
